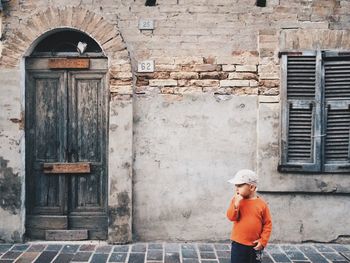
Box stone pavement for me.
[0,242,349,263]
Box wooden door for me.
[25,58,108,240]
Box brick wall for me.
[1,0,350,96]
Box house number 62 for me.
[138,60,155,73]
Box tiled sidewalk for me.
[0,242,349,263]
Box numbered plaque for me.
[138,19,154,30]
[138,60,155,73]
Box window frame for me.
[279,50,350,173]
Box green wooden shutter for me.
[279,52,322,172]
[323,52,350,173]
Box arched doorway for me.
[25,29,108,240]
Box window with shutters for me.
[279,50,350,173]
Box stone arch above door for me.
[1,7,129,67]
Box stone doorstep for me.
[45,230,88,241]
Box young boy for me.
[226,169,272,263]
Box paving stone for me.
[91,253,109,263]
[1,251,22,260]
[216,251,230,258]
[182,249,198,259]
[149,243,163,250]
[198,244,214,252]
[15,252,39,263]
[181,244,196,250]
[72,252,92,262]
[313,244,335,253]
[321,252,347,261]
[200,252,216,259]
[147,250,163,261]
[261,253,274,263]
[302,253,329,263]
[280,245,299,252]
[53,253,74,263]
[0,245,13,253]
[182,259,199,263]
[340,252,350,260]
[164,252,180,263]
[132,244,147,253]
[214,244,230,251]
[165,244,180,253]
[45,245,62,251]
[62,244,79,253]
[96,245,113,253]
[10,245,29,251]
[298,245,317,254]
[265,244,282,253]
[109,252,127,262]
[80,244,96,251]
[113,245,130,253]
[331,244,350,253]
[28,245,46,252]
[269,252,291,262]
[128,253,145,263]
[284,250,308,260]
[33,251,58,263]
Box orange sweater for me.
[226,196,272,247]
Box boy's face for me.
[235,183,256,198]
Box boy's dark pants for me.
[231,241,262,263]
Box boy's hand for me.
[234,192,243,208]
[252,240,263,250]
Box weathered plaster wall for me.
[0,10,2,56]
[0,70,23,242]
[133,94,257,241]
[108,95,133,244]
[261,193,350,243]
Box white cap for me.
[227,169,258,186]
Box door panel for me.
[26,71,66,214]
[68,72,108,238]
[25,58,108,240]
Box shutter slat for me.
[325,60,350,99]
[325,108,350,162]
[287,56,316,99]
[287,106,313,162]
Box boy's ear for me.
[250,184,257,190]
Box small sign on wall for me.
[138,60,155,73]
[138,19,154,30]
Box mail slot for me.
[43,163,91,174]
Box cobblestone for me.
[0,242,348,263]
